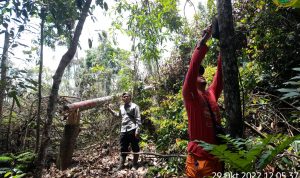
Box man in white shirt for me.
[108,92,141,170]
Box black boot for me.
[132,154,139,170]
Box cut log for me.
[64,95,119,112]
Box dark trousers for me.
[120,129,140,157]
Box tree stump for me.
[57,110,80,170]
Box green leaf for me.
[292,67,300,71]
[4,171,12,178]
[12,44,18,48]
[104,2,108,11]
[16,152,35,160]
[96,0,103,6]
[12,18,22,23]
[13,173,27,178]
[24,78,38,86]
[281,92,299,99]
[281,157,292,166]
[8,91,21,108]
[277,88,296,93]
[283,81,300,85]
[22,9,28,19]
[291,76,300,80]
[18,25,24,32]
[0,156,14,167]
[24,85,37,91]
[257,135,300,170]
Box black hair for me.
[122,92,131,97]
[199,65,205,76]
[212,16,219,40]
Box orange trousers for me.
[185,153,223,178]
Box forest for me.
[0,0,299,177]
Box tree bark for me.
[105,73,112,95]
[6,99,15,151]
[36,7,46,153]
[0,30,9,122]
[57,110,80,170]
[64,95,117,112]
[131,37,139,97]
[34,0,92,177]
[216,0,244,138]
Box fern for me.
[15,152,35,164]
[199,134,299,172]
[278,67,300,100]
[0,156,14,167]
[257,134,299,170]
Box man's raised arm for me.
[183,27,212,98]
[208,54,223,100]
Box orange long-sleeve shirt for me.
[182,44,223,159]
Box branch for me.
[244,121,267,138]
[121,152,186,158]
[278,152,300,159]
[258,91,300,111]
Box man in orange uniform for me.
[183,26,223,177]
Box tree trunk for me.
[6,99,15,151]
[216,0,244,138]
[131,36,142,97]
[0,30,9,122]
[64,95,116,112]
[34,0,92,177]
[105,73,112,95]
[36,7,46,153]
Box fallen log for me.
[63,95,120,112]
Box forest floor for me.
[39,143,185,178]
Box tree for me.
[0,28,9,122]
[216,0,243,138]
[114,0,182,76]
[0,0,34,122]
[34,0,94,176]
[82,36,131,97]
[35,7,46,153]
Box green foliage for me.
[207,0,217,20]
[277,67,300,122]
[234,0,300,91]
[145,91,188,152]
[43,0,108,48]
[159,157,185,177]
[138,87,188,178]
[203,65,217,85]
[43,0,80,47]
[15,152,35,170]
[76,40,132,97]
[199,134,300,172]
[239,61,263,92]
[145,166,160,177]
[278,67,300,100]
[0,156,14,167]
[114,0,182,74]
[0,152,35,177]
[145,158,185,177]
[0,0,36,34]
